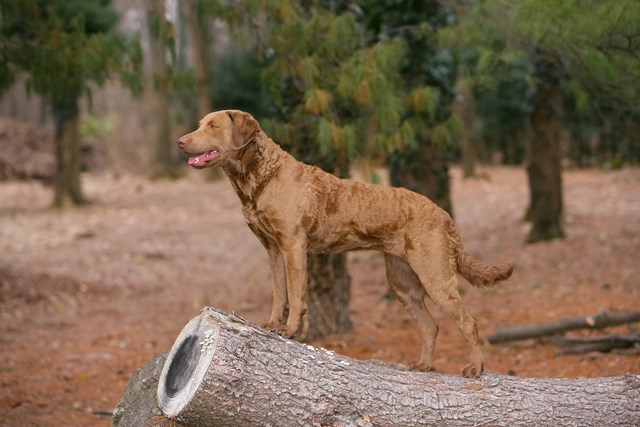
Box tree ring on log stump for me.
[157,314,220,417]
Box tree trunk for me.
[52,98,86,208]
[302,252,352,341]
[182,0,222,182]
[389,141,453,217]
[182,0,211,120]
[456,79,477,178]
[148,0,179,179]
[118,307,640,427]
[525,57,564,243]
[461,128,477,179]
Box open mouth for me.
[187,150,220,168]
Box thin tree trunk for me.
[183,0,211,120]
[182,0,222,182]
[461,130,477,179]
[525,58,564,243]
[114,307,640,427]
[67,111,84,202]
[52,98,86,208]
[456,80,477,178]
[302,252,352,341]
[148,0,178,179]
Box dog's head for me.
[177,110,260,169]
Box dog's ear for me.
[228,111,260,150]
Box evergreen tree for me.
[516,0,639,241]
[148,0,177,179]
[467,49,533,165]
[448,0,640,242]
[0,0,142,207]
[258,3,412,172]
[515,0,640,114]
[358,0,462,216]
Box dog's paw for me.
[263,321,285,333]
[281,325,299,339]
[407,362,436,372]
[461,363,483,378]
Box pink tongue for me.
[188,154,206,167]
[187,151,218,167]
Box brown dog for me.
[177,110,513,377]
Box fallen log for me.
[112,352,169,427]
[112,307,640,427]
[550,333,640,355]
[486,310,640,344]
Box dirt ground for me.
[0,165,638,427]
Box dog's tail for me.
[447,219,513,288]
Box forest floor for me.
[0,165,639,426]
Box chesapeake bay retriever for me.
[177,110,513,377]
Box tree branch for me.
[486,310,640,344]
[550,333,640,355]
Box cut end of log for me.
[157,310,221,418]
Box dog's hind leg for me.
[431,282,484,378]
[405,239,485,378]
[384,254,439,372]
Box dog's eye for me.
[208,122,218,129]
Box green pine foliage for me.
[447,0,640,165]
[356,0,460,214]
[513,0,640,113]
[218,0,463,181]
[359,0,461,150]
[253,1,414,172]
[0,0,143,104]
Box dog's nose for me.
[177,136,189,147]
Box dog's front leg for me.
[281,245,308,338]
[264,246,287,332]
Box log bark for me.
[147,307,640,427]
[487,310,640,344]
[112,352,169,427]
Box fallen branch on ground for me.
[486,310,640,344]
[549,332,640,355]
[112,307,640,427]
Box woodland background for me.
[0,1,639,426]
